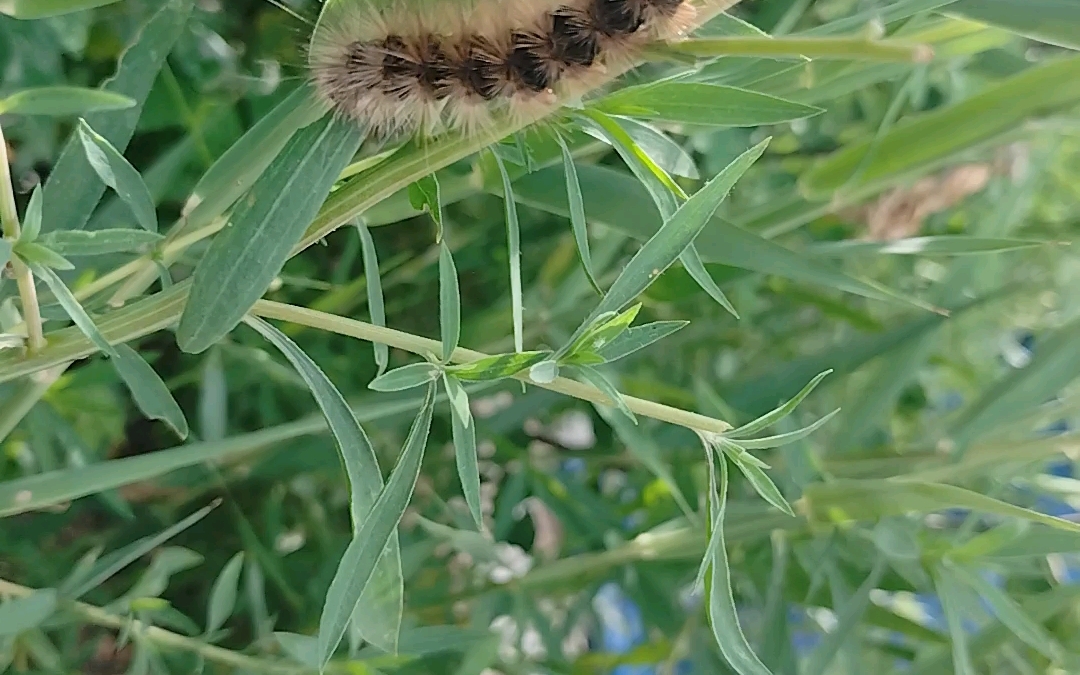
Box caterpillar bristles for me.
[307,0,699,142]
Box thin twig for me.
[251,299,733,434]
[0,123,46,353]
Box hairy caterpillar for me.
[308,0,698,139]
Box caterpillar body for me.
[308,0,697,139]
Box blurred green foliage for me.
[2,0,1080,674]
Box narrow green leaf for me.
[155,262,173,290]
[41,0,192,234]
[720,441,794,516]
[447,351,550,381]
[608,116,699,179]
[491,151,524,354]
[596,82,822,127]
[111,344,189,440]
[933,566,976,675]
[949,521,1029,561]
[680,245,738,318]
[369,363,441,392]
[0,240,10,270]
[198,349,228,443]
[39,265,185,442]
[803,559,887,675]
[576,366,636,424]
[596,321,688,363]
[205,552,245,638]
[0,385,444,517]
[576,139,769,339]
[66,501,219,599]
[949,561,1064,660]
[587,110,739,319]
[317,383,436,667]
[183,84,324,235]
[20,186,43,242]
[176,115,364,354]
[805,0,961,36]
[760,534,793,672]
[443,374,482,529]
[275,632,321,669]
[0,590,57,637]
[809,235,1060,257]
[730,371,832,438]
[801,55,1080,195]
[802,480,1080,533]
[557,134,601,293]
[507,163,941,314]
[947,315,1080,452]
[0,87,135,117]
[454,636,502,675]
[244,316,403,652]
[244,558,271,640]
[951,0,1080,50]
[59,546,104,597]
[0,0,123,19]
[567,305,641,358]
[735,409,838,449]
[356,223,388,375]
[77,119,158,232]
[31,264,114,355]
[668,36,931,61]
[599,406,695,519]
[408,174,443,231]
[415,515,500,564]
[985,527,1080,559]
[726,290,1005,417]
[694,441,722,590]
[578,108,683,218]
[15,242,73,270]
[38,229,163,256]
[439,242,460,363]
[706,460,773,675]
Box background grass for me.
[2,0,1080,673]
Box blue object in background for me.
[593,583,655,675]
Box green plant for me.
[2,0,1080,674]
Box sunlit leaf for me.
[443,374,482,529]
[369,363,442,392]
[317,384,435,666]
[205,552,244,638]
[0,590,58,637]
[76,119,158,232]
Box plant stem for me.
[0,122,45,353]
[0,578,313,675]
[105,217,226,307]
[251,299,733,434]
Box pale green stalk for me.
[0,578,315,674]
[251,300,732,434]
[0,123,44,352]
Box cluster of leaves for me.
[2,1,1080,675]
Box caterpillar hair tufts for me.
[307,0,699,140]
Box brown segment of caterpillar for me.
[307,0,698,140]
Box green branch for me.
[250,299,732,434]
[0,122,45,353]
